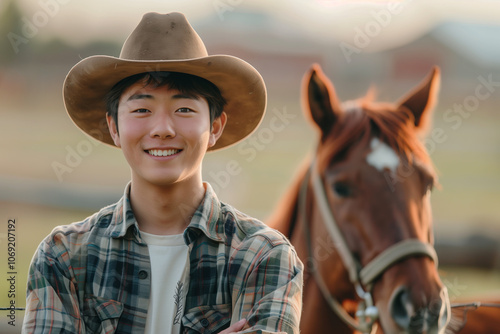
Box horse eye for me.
[333,182,351,198]
[424,180,434,195]
[421,173,436,195]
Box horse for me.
[267,64,450,333]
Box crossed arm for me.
[23,233,303,333]
[220,319,248,334]
[225,242,303,334]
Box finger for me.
[219,318,247,334]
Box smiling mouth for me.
[147,149,182,157]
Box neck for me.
[301,277,355,334]
[129,174,206,235]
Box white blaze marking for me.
[341,100,361,113]
[366,138,400,173]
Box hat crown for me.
[119,12,208,61]
[64,11,266,151]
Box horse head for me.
[298,64,450,333]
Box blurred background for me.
[1,0,499,331]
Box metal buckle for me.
[355,283,379,334]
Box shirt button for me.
[138,270,148,280]
[200,318,210,328]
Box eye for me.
[176,107,194,113]
[333,182,352,198]
[133,108,150,113]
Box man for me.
[23,12,303,334]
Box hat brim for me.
[63,54,266,151]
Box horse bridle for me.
[299,158,439,334]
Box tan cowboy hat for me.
[63,12,266,151]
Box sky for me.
[8,0,500,53]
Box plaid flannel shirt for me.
[22,183,303,334]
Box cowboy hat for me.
[63,12,266,151]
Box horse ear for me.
[303,64,342,137]
[397,66,441,132]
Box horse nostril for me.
[390,286,414,330]
[389,286,451,332]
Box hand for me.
[219,319,247,334]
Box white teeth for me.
[148,149,180,157]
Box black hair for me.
[105,71,226,132]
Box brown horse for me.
[267,64,450,333]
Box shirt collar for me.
[184,182,225,245]
[108,182,140,240]
[107,182,226,245]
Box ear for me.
[302,64,342,138]
[397,66,440,132]
[208,112,227,148]
[106,113,121,147]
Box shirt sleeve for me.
[22,236,84,334]
[231,241,303,334]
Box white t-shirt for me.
[141,231,189,334]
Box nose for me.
[390,286,449,333]
[150,114,175,139]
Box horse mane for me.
[317,93,436,180]
[266,158,310,237]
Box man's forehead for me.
[120,82,201,102]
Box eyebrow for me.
[127,93,153,101]
[127,92,201,102]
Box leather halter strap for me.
[300,165,374,333]
[310,161,361,284]
[359,239,438,287]
[299,158,439,333]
